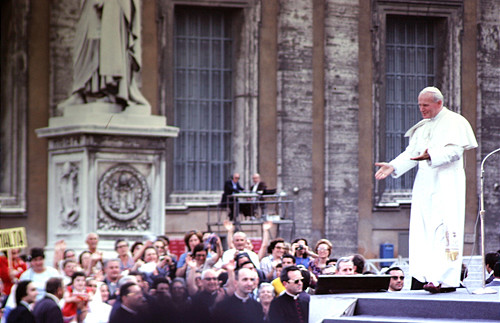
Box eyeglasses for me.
[288,278,303,284]
[204,277,217,281]
[317,248,329,251]
[116,244,128,249]
[391,276,405,281]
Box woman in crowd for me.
[308,239,333,278]
[175,230,204,277]
[258,282,275,321]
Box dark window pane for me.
[174,7,233,191]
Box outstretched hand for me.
[374,162,394,180]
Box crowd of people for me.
[0,220,411,323]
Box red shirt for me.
[0,255,27,294]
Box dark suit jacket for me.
[220,179,244,205]
[6,303,35,323]
[250,182,267,192]
[33,295,63,323]
[109,305,138,323]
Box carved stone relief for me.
[57,161,80,229]
[97,164,150,231]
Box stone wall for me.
[478,0,500,252]
[323,0,360,256]
[276,0,314,240]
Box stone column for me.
[37,105,178,252]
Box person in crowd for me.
[308,239,333,278]
[187,244,219,275]
[62,271,92,323]
[212,267,264,323]
[108,282,145,323]
[19,248,60,301]
[6,280,37,323]
[235,253,267,285]
[85,233,104,274]
[84,281,112,323]
[176,230,204,277]
[189,268,226,323]
[130,241,145,260]
[78,251,93,277]
[485,252,499,284]
[268,266,309,323]
[223,220,272,266]
[61,259,77,286]
[291,239,316,269]
[249,173,268,218]
[257,282,275,321]
[351,254,366,274]
[102,259,122,302]
[485,262,500,287]
[33,277,70,323]
[375,87,477,293]
[0,248,27,296]
[335,257,355,275]
[260,238,286,281]
[114,239,139,271]
[136,247,170,285]
[385,267,405,292]
[169,277,191,322]
[271,254,295,295]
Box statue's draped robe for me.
[390,107,477,287]
[72,0,149,107]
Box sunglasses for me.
[391,276,405,280]
[288,278,303,284]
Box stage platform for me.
[309,287,500,323]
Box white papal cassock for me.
[389,107,477,287]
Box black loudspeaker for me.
[315,275,392,294]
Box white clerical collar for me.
[285,291,299,300]
[121,304,138,315]
[234,291,250,303]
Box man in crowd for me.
[212,268,264,323]
[271,254,295,295]
[335,257,355,275]
[222,230,261,269]
[109,282,145,323]
[103,259,122,301]
[269,266,309,323]
[375,86,477,293]
[386,267,405,292]
[6,280,37,323]
[486,262,500,287]
[33,277,65,323]
[190,268,225,323]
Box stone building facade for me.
[1,0,499,258]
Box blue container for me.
[380,243,394,268]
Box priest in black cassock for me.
[268,266,310,323]
[212,268,264,323]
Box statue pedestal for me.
[36,104,178,253]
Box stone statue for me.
[60,0,150,112]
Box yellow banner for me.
[0,227,27,251]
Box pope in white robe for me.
[375,86,477,290]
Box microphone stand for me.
[472,147,500,295]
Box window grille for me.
[384,16,436,193]
[173,7,233,191]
